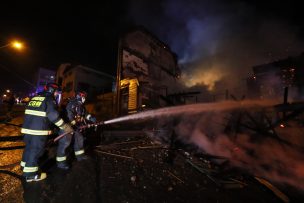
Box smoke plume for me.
[175,112,304,190]
[127,0,304,98]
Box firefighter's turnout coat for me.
[66,98,93,126]
[21,92,66,176]
[56,98,92,162]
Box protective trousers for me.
[56,130,84,162]
[21,134,48,177]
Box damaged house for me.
[247,53,304,101]
[116,26,181,115]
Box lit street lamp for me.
[0,40,24,51]
[0,38,35,89]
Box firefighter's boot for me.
[76,154,89,161]
[57,161,70,170]
[25,173,47,182]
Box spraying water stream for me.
[104,100,276,125]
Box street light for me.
[11,41,23,50]
[0,40,24,51]
[0,38,34,90]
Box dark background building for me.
[248,53,304,101]
[35,68,56,93]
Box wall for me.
[119,27,180,113]
[57,64,114,103]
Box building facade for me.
[248,53,304,101]
[56,63,114,102]
[117,27,180,115]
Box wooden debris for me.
[111,139,146,145]
[130,145,167,151]
[229,178,248,186]
[95,150,134,160]
[186,159,220,186]
[254,177,290,203]
[167,170,184,184]
[220,179,246,189]
[96,139,146,147]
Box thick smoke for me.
[105,100,304,189]
[175,112,304,190]
[127,0,304,99]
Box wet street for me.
[1,105,304,202]
[0,136,290,203]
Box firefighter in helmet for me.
[56,90,96,169]
[20,83,74,182]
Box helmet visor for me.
[54,91,62,105]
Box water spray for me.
[104,99,276,125]
[54,100,275,142]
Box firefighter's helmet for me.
[44,83,61,94]
[76,90,87,103]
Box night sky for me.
[0,0,304,95]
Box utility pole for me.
[115,38,122,116]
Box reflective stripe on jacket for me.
[21,92,65,135]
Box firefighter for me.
[20,83,74,182]
[56,90,96,169]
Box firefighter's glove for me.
[70,120,77,126]
[90,117,97,123]
[60,123,74,134]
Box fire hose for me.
[53,121,105,142]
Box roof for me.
[253,52,304,74]
[122,25,178,60]
[62,64,115,79]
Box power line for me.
[0,64,35,88]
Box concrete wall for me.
[120,28,180,112]
[57,64,114,103]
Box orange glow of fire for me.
[183,68,224,91]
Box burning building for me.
[247,53,304,101]
[116,26,181,115]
